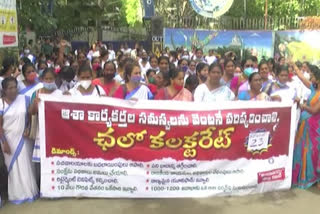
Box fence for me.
[165,16,306,30]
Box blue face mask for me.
[276,80,287,88]
[131,76,142,84]
[43,82,57,90]
[182,66,188,72]
[244,67,254,77]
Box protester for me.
[68,65,105,96]
[149,56,159,72]
[58,66,76,93]
[230,58,254,96]
[238,72,270,101]
[158,56,170,73]
[155,68,192,101]
[0,77,39,204]
[113,62,153,100]
[292,64,320,189]
[194,63,235,102]
[18,63,43,98]
[263,65,296,102]
[93,61,119,97]
[185,75,199,95]
[29,68,63,162]
[258,60,273,90]
[196,63,209,85]
[220,59,235,88]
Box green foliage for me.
[121,0,142,27]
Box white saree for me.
[0,95,39,204]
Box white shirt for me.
[206,56,217,65]
[139,59,151,78]
[194,84,235,102]
[59,80,77,93]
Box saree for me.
[155,88,192,101]
[0,95,39,204]
[19,81,43,99]
[238,91,271,101]
[292,85,320,188]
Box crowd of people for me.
[0,38,320,206]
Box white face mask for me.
[304,72,311,80]
[79,80,92,90]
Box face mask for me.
[182,55,189,60]
[244,67,254,78]
[182,66,188,72]
[26,72,37,82]
[38,69,44,77]
[173,82,183,91]
[79,80,92,90]
[148,77,155,84]
[43,82,57,90]
[19,64,22,70]
[104,73,115,81]
[304,72,310,80]
[131,76,142,84]
[92,63,101,71]
[200,75,207,82]
[276,80,287,88]
[24,49,30,54]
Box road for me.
[1,188,319,214]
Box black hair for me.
[209,62,223,73]
[91,57,100,64]
[41,67,57,79]
[21,57,31,65]
[100,50,109,58]
[146,69,156,78]
[188,60,197,66]
[241,58,252,68]
[276,65,289,76]
[303,61,311,70]
[158,56,169,64]
[250,56,258,63]
[78,65,92,76]
[196,63,208,75]
[2,77,17,93]
[196,48,203,53]
[1,56,15,76]
[103,61,116,71]
[22,63,35,77]
[169,51,178,59]
[178,58,189,66]
[310,65,320,81]
[158,71,170,87]
[248,72,260,83]
[124,62,140,83]
[59,66,75,81]
[149,55,158,63]
[168,68,184,80]
[224,58,235,68]
[38,60,48,69]
[185,75,199,89]
[258,60,268,71]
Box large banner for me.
[39,95,296,198]
[0,0,18,48]
[164,29,274,61]
[275,30,320,65]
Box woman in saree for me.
[155,68,192,101]
[18,63,43,99]
[68,65,106,97]
[194,63,235,102]
[29,68,63,163]
[292,64,320,189]
[0,77,39,204]
[263,65,296,102]
[113,62,153,100]
[93,61,119,97]
[238,72,271,101]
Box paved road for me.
[1,188,319,214]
